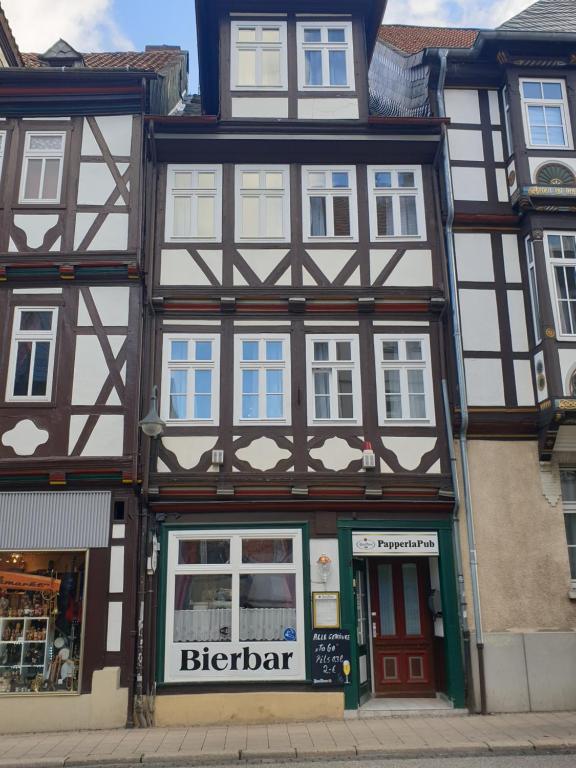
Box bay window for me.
[306,335,361,424]
[374,335,434,425]
[234,335,291,424]
[6,308,58,402]
[164,528,305,682]
[546,232,576,336]
[161,335,220,424]
[520,79,572,149]
[302,166,358,241]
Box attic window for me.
[536,163,576,187]
[38,39,85,68]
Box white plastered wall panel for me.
[232,98,289,118]
[488,90,501,125]
[81,415,124,457]
[86,213,128,251]
[507,290,529,352]
[496,169,509,202]
[385,250,433,286]
[77,163,117,205]
[236,437,292,471]
[237,249,291,284]
[492,131,504,162]
[89,286,130,326]
[297,98,359,120]
[309,437,359,471]
[444,89,481,124]
[448,129,484,162]
[502,234,521,283]
[12,215,59,250]
[459,289,500,351]
[106,602,123,652]
[464,358,505,406]
[451,167,488,201]
[454,233,494,282]
[95,115,133,156]
[514,360,535,405]
[160,249,223,286]
[72,336,109,405]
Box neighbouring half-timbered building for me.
[379,0,576,713]
[0,41,186,731]
[140,0,468,725]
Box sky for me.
[4,0,538,92]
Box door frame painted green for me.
[338,519,465,710]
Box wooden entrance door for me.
[369,559,435,697]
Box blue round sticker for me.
[284,627,296,641]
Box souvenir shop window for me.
[0,551,85,695]
[164,529,306,682]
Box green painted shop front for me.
[337,519,465,710]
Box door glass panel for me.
[378,563,396,635]
[402,563,422,636]
[355,569,367,646]
[173,574,232,642]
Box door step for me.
[347,696,469,719]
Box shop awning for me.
[0,491,111,550]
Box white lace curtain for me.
[173,608,297,642]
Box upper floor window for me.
[305,336,361,424]
[19,132,66,203]
[231,21,287,90]
[235,166,290,242]
[297,22,354,91]
[374,335,434,425]
[520,79,572,149]
[6,308,58,402]
[302,166,358,242]
[546,233,576,336]
[161,335,220,424]
[165,165,222,242]
[525,237,541,344]
[368,166,426,241]
[234,335,291,424]
[560,470,576,585]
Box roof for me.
[378,25,479,54]
[0,3,23,66]
[22,48,186,73]
[499,0,576,32]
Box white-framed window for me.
[6,307,58,402]
[374,335,434,425]
[302,166,358,242]
[161,335,220,424]
[235,166,290,242]
[296,22,354,90]
[560,470,576,585]
[234,335,291,424]
[165,165,222,242]
[545,232,576,337]
[367,166,426,241]
[164,527,305,683]
[230,21,288,90]
[520,79,573,149]
[525,237,541,343]
[305,335,361,424]
[19,132,66,203]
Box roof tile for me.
[22,49,185,73]
[378,25,479,55]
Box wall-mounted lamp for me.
[139,385,165,438]
[317,554,332,584]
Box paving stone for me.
[487,740,535,753]
[0,760,65,768]
[65,757,140,767]
[141,750,240,765]
[296,746,356,759]
[531,737,574,752]
[240,748,297,760]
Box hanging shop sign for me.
[0,571,61,593]
[311,629,351,686]
[352,532,439,557]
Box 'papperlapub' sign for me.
[352,532,439,556]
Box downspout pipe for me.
[437,48,487,715]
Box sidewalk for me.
[0,711,575,767]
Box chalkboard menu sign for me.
[311,629,351,686]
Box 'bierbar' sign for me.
[352,532,439,557]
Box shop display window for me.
[164,528,306,682]
[0,551,85,694]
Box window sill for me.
[12,203,66,210]
[304,237,358,244]
[525,144,573,152]
[299,86,355,93]
[231,86,288,93]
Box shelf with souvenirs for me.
[0,551,85,694]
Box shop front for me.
[338,520,465,711]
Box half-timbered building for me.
[0,42,186,730]
[379,0,576,713]
[141,0,468,725]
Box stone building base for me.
[0,667,128,734]
[154,691,344,726]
